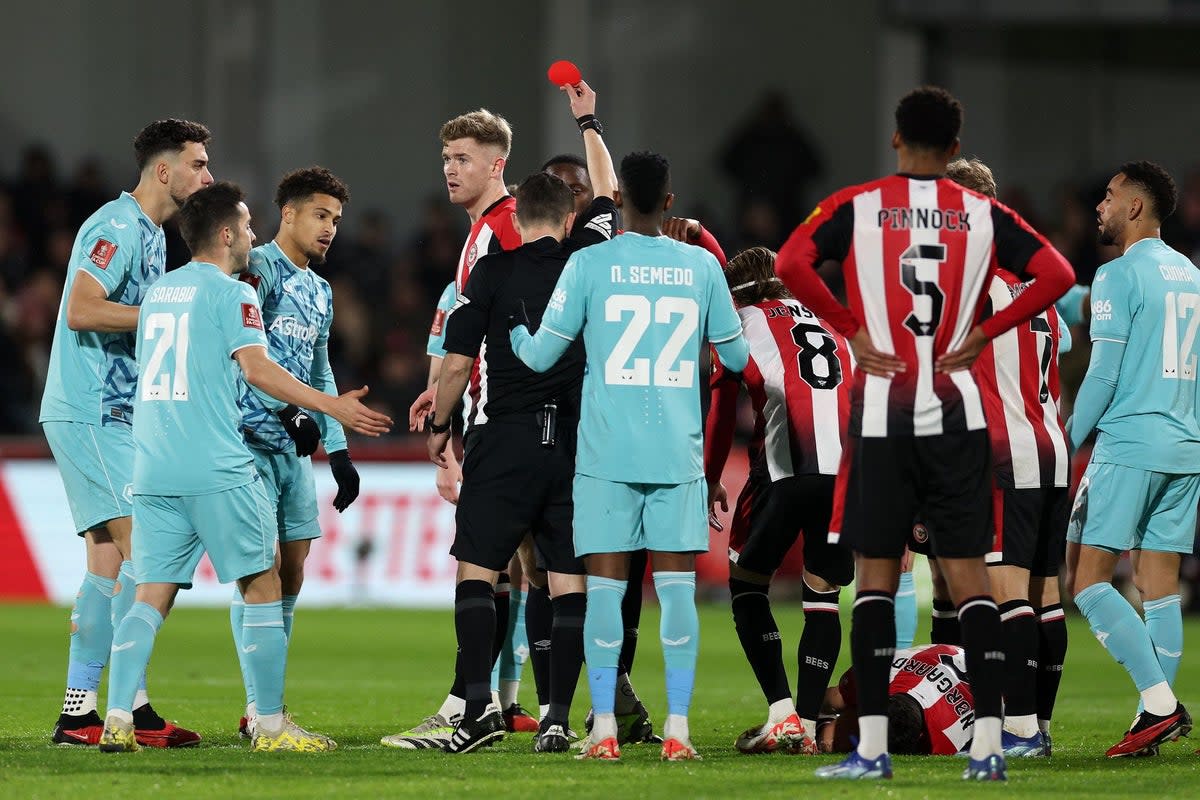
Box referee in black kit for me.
[425,79,618,755]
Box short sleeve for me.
[222,281,270,357]
[1088,263,1136,344]
[426,282,457,358]
[538,252,587,341]
[443,260,495,358]
[77,220,137,296]
[704,255,742,343]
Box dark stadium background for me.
[2,0,1200,602]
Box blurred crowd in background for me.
[6,95,1200,442]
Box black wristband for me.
[576,114,603,135]
[428,418,452,434]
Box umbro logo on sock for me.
[593,639,622,648]
[242,645,258,654]
[111,641,136,652]
[1094,631,1110,647]
[1156,646,1183,658]
[662,636,692,647]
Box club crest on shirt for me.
[90,239,118,269]
[467,242,479,267]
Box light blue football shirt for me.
[426,281,457,358]
[236,241,346,455]
[134,262,269,495]
[1089,237,1200,473]
[511,232,747,484]
[41,192,166,427]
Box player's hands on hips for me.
[663,217,702,243]
[277,405,321,457]
[936,326,988,372]
[409,386,436,432]
[562,79,595,116]
[328,450,360,512]
[328,386,393,436]
[848,327,906,378]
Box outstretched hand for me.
[329,386,393,436]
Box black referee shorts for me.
[729,468,853,587]
[451,416,583,575]
[837,429,993,560]
[988,485,1069,577]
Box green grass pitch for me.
[2,602,1199,798]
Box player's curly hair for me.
[724,247,791,307]
[887,693,930,755]
[440,109,513,157]
[1119,160,1178,222]
[946,158,997,199]
[515,172,574,227]
[177,181,245,252]
[895,86,963,152]
[133,119,211,171]
[619,151,670,215]
[542,153,587,173]
[275,166,351,209]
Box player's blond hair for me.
[440,109,513,157]
[947,157,997,199]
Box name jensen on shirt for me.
[146,285,197,303]
[610,265,695,285]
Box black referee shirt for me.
[442,197,617,426]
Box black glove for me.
[276,405,320,457]
[328,449,360,512]
[507,298,532,331]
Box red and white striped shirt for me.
[889,645,975,755]
[453,196,521,426]
[706,298,853,482]
[974,270,1069,488]
[776,175,1074,438]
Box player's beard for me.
[303,247,327,266]
[1098,217,1120,246]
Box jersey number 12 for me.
[141,312,191,401]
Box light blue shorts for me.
[572,475,708,557]
[1067,461,1200,554]
[43,420,134,535]
[132,476,276,587]
[251,447,321,543]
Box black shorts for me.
[988,486,1069,577]
[835,429,993,560]
[451,416,583,575]
[728,469,854,587]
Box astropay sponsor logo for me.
[269,316,319,342]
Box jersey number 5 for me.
[900,243,947,337]
[141,312,191,401]
[605,295,699,388]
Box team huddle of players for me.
[39,78,1199,780]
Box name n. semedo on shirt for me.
[609,265,695,286]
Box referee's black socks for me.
[548,592,586,724]
[525,583,553,711]
[455,580,496,722]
